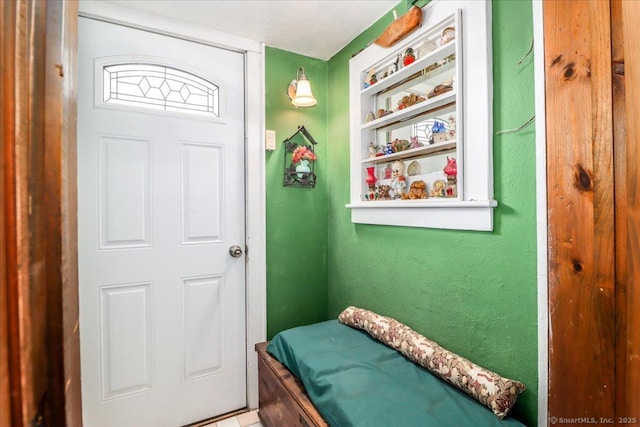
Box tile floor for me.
[203,410,262,427]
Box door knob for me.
[229,245,243,258]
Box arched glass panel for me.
[103,63,219,118]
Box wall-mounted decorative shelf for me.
[346,0,495,231]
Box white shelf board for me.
[360,41,456,97]
[361,91,456,131]
[362,140,456,164]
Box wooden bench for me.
[255,342,328,427]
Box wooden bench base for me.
[255,342,328,427]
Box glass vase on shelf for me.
[365,166,377,190]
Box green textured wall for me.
[324,0,538,425]
[265,48,329,339]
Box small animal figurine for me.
[378,184,392,200]
[402,180,428,199]
[408,136,422,149]
[391,138,410,153]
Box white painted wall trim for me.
[76,1,267,413]
[244,44,267,409]
[532,1,548,426]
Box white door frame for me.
[77,1,266,410]
[532,1,548,425]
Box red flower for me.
[292,146,317,163]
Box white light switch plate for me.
[265,130,276,151]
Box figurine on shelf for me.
[363,190,379,201]
[427,76,454,99]
[383,142,394,155]
[446,115,457,140]
[444,157,458,198]
[387,65,395,76]
[403,47,416,66]
[401,180,428,200]
[366,68,376,85]
[430,179,446,197]
[391,138,410,153]
[444,157,457,184]
[367,142,378,159]
[376,109,392,119]
[365,111,375,122]
[397,94,426,111]
[432,120,447,143]
[418,39,437,58]
[448,115,457,132]
[408,136,422,149]
[390,160,407,199]
[378,184,392,200]
[441,26,456,45]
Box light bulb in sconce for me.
[287,67,317,108]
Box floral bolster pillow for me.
[338,306,526,419]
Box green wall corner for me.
[264,47,329,339]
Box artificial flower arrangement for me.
[291,145,317,164]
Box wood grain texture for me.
[1,1,81,425]
[545,0,616,420]
[60,1,82,423]
[7,1,42,425]
[43,1,82,426]
[1,3,14,425]
[256,343,328,427]
[618,0,640,418]
[612,0,629,417]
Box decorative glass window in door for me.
[101,63,219,118]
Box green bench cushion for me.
[267,320,526,427]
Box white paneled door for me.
[77,18,246,427]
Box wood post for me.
[1,1,80,425]
[545,0,616,420]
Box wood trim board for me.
[255,343,328,427]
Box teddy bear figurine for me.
[402,180,428,199]
[377,184,392,200]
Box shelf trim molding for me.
[348,204,496,232]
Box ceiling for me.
[101,0,399,60]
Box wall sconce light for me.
[287,67,317,108]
